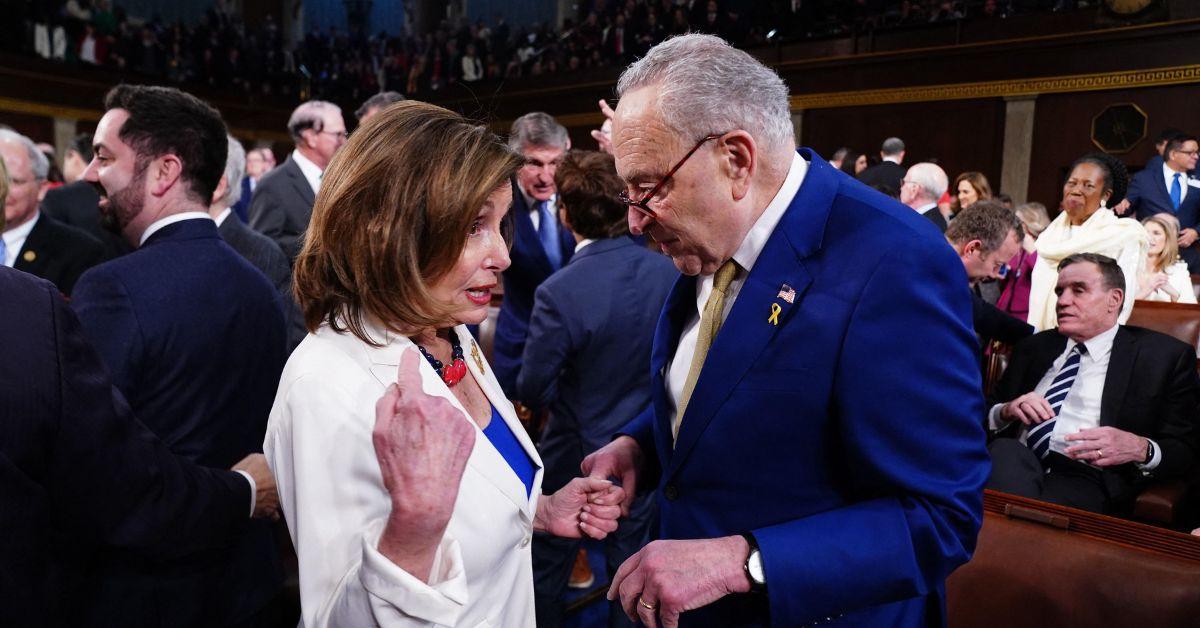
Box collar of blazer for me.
[659,148,830,476]
[282,156,317,206]
[358,319,544,516]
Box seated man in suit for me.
[493,112,577,396]
[0,129,104,295]
[945,200,1035,363]
[856,136,906,196]
[1126,134,1200,272]
[517,150,677,627]
[41,132,132,261]
[210,134,306,352]
[71,84,289,627]
[1,266,278,627]
[249,100,346,261]
[987,252,1199,515]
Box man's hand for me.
[1111,198,1132,216]
[1179,227,1198,248]
[581,435,642,516]
[534,477,624,539]
[609,536,751,628]
[589,99,616,154]
[1064,427,1149,466]
[1000,392,1055,426]
[232,453,279,520]
[373,349,476,582]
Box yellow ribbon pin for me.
[470,341,486,373]
[768,302,782,326]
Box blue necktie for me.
[1026,344,1086,460]
[537,200,562,270]
[1170,173,1182,211]
[0,237,7,267]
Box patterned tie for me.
[1026,344,1087,460]
[537,200,562,270]
[673,260,741,442]
[1170,173,1182,210]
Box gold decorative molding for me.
[790,64,1200,110]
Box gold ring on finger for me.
[639,597,657,611]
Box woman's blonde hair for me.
[1015,202,1051,238]
[1142,213,1182,274]
[294,100,523,345]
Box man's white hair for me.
[287,100,341,141]
[0,129,49,181]
[905,162,948,202]
[221,134,246,207]
[617,34,794,154]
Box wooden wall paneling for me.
[800,97,1006,195]
[0,111,54,145]
[1027,83,1200,211]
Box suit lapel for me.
[364,324,538,517]
[286,158,316,207]
[512,191,554,275]
[650,274,696,467]
[1100,327,1135,427]
[667,149,831,475]
[13,214,49,273]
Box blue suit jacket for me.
[493,187,576,396]
[1127,162,1200,271]
[621,150,990,626]
[515,236,677,492]
[71,218,287,627]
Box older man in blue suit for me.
[1125,134,1200,272]
[583,35,990,627]
[493,112,577,396]
[71,85,288,628]
[517,150,677,627]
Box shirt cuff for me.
[987,403,1009,432]
[358,519,468,626]
[1137,438,1162,472]
[233,470,256,518]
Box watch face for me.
[748,550,765,583]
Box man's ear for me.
[1109,288,1125,312]
[211,174,229,206]
[148,154,184,197]
[721,131,756,201]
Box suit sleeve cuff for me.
[233,470,256,518]
[358,519,468,626]
[987,403,1009,432]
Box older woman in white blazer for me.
[264,101,624,627]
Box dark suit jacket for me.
[493,187,576,396]
[992,327,1200,501]
[230,176,253,224]
[857,160,905,196]
[923,206,950,233]
[0,268,251,628]
[40,180,131,260]
[515,236,677,492]
[621,150,989,626]
[71,218,287,627]
[218,215,306,353]
[248,155,315,261]
[12,212,105,296]
[1127,163,1200,271]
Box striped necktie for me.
[1026,344,1087,460]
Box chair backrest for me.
[1191,274,1200,302]
[1128,300,1200,355]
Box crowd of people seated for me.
[3,22,1200,628]
[4,1,1090,107]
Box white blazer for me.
[264,321,544,627]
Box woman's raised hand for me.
[535,477,625,540]
[372,348,476,581]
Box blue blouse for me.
[481,405,537,497]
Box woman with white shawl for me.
[1028,153,1149,330]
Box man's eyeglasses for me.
[618,133,723,218]
[319,130,348,140]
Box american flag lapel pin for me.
[777,284,796,304]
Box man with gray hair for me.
[858,136,907,194]
[581,34,988,626]
[493,111,577,397]
[355,90,405,123]
[249,100,346,261]
[209,135,305,352]
[0,128,104,295]
[900,161,951,232]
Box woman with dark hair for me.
[950,171,992,215]
[1027,153,1148,330]
[264,102,623,627]
[838,149,867,177]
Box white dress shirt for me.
[1163,162,1189,205]
[139,212,213,247]
[988,323,1161,469]
[574,238,594,254]
[914,201,938,214]
[214,207,233,228]
[2,211,39,267]
[666,152,808,428]
[292,149,324,196]
[521,189,555,231]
